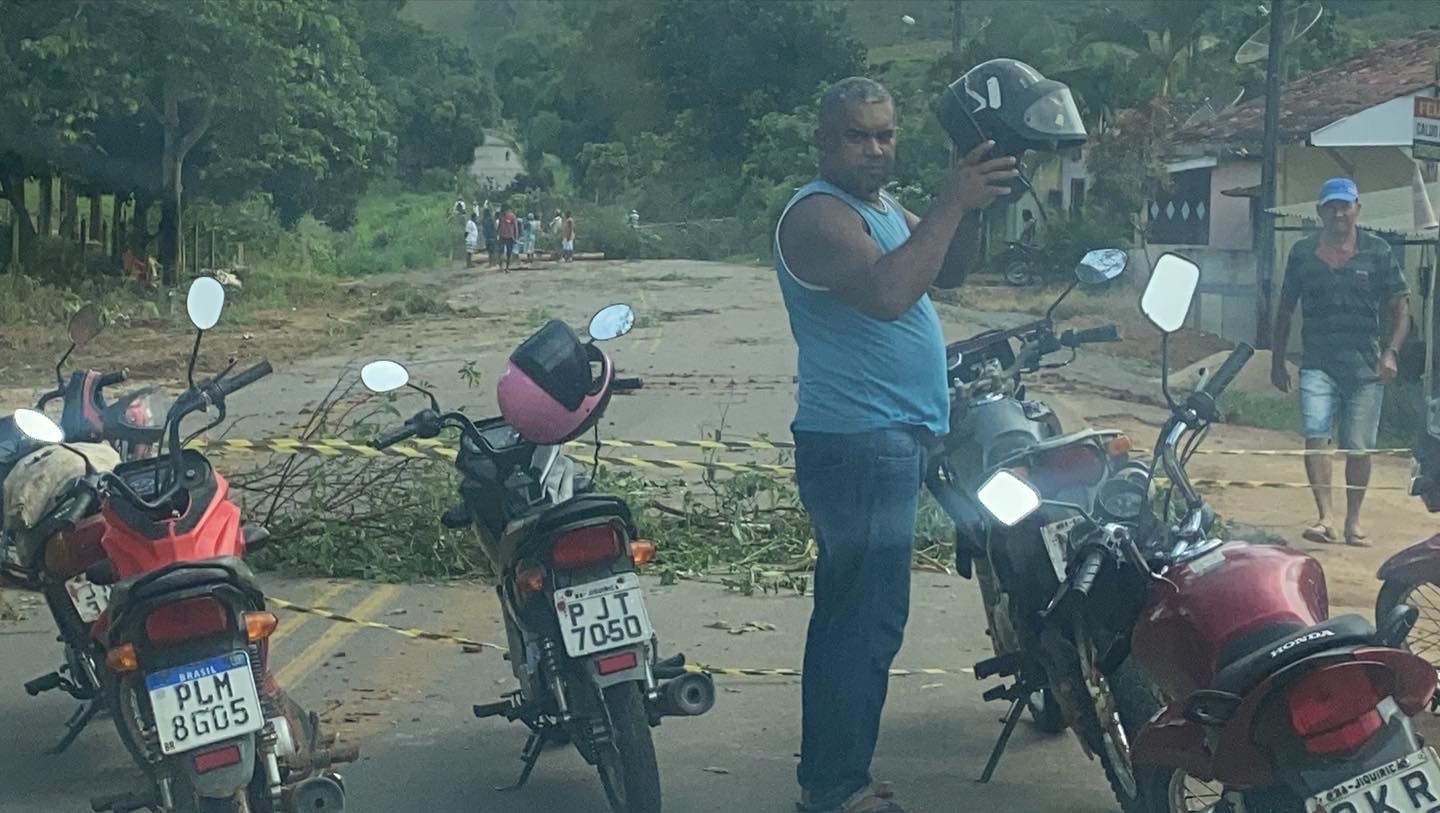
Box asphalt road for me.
[0,573,1122,813]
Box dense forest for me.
[2,0,1437,299]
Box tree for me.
[576,141,631,203]
[645,0,865,162]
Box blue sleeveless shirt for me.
[775,179,948,435]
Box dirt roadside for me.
[0,258,1425,616]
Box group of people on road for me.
[457,201,577,271]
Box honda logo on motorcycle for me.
[1269,629,1335,658]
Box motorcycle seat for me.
[532,495,633,539]
[1208,614,1377,698]
[108,556,264,618]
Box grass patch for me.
[1220,379,1423,450]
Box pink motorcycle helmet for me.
[497,319,614,445]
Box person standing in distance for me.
[1271,177,1409,547]
[776,75,1017,813]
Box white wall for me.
[1208,161,1261,250]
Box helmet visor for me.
[1021,85,1085,137]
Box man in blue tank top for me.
[776,77,1017,813]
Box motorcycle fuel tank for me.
[1132,542,1328,699]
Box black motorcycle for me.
[361,304,713,813]
[926,248,1145,768]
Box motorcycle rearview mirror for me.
[186,277,226,331]
[1074,249,1128,285]
[1141,253,1200,335]
[361,360,410,393]
[588,303,635,342]
[976,469,1042,527]
[54,303,104,386]
[13,408,65,444]
[68,304,103,347]
[1142,253,1201,407]
[183,277,226,388]
[360,359,440,412]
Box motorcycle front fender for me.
[1376,532,1440,582]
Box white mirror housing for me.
[1141,253,1201,334]
[186,277,227,331]
[361,360,411,393]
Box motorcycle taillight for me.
[550,524,621,570]
[1286,666,1384,756]
[145,596,230,645]
[1034,444,1106,488]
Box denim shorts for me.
[1298,368,1383,450]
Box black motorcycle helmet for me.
[937,59,1087,160]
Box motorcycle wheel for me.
[1026,688,1066,734]
[596,682,662,813]
[1132,766,1302,813]
[185,793,252,813]
[1004,260,1036,287]
[107,670,155,771]
[1074,659,1162,813]
[1376,575,1440,666]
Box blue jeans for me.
[1298,368,1384,450]
[794,428,930,809]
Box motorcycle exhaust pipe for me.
[283,774,346,813]
[652,672,716,718]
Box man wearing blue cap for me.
[1271,177,1409,546]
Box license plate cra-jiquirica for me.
[64,574,110,623]
[1307,747,1440,812]
[554,572,654,658]
[144,651,264,755]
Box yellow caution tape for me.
[192,438,1415,487]
[268,595,967,678]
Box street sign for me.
[1416,96,1440,162]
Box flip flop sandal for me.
[798,784,906,813]
[1345,532,1372,547]
[1302,523,1338,544]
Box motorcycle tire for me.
[1132,765,1302,813]
[1076,659,1161,813]
[1026,688,1066,734]
[1377,575,1440,666]
[596,682,662,813]
[1004,261,1036,287]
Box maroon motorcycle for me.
[976,253,1438,812]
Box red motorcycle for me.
[11,278,354,813]
[976,253,1438,812]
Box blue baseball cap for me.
[1318,177,1359,205]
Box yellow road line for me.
[273,585,401,688]
[269,582,348,646]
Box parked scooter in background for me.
[1,305,167,748]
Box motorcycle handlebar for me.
[1198,343,1254,401]
[215,360,272,398]
[372,421,418,449]
[97,369,129,388]
[1071,550,1105,596]
[1061,325,1121,347]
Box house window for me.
[1147,168,1212,245]
[1069,179,1086,217]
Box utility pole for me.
[1256,0,1287,348]
[951,0,963,55]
